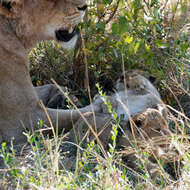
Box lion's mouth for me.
[55,29,77,42]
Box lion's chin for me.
[55,29,78,50]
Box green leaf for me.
[145,43,150,52]
[125,36,133,44]
[134,42,140,53]
[156,40,169,49]
[111,23,119,35]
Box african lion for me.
[100,70,163,119]
[69,71,168,146]
[67,72,175,180]
[0,0,103,144]
[35,84,82,109]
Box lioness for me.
[0,0,103,144]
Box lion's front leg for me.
[39,98,103,133]
[0,82,102,144]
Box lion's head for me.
[0,0,87,49]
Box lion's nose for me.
[77,4,87,11]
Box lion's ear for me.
[0,0,23,18]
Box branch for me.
[105,0,121,24]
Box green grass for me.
[1,91,190,189]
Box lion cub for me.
[67,71,171,179]
[69,70,167,146]
[100,70,163,120]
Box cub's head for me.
[115,70,160,98]
[0,0,87,49]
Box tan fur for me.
[67,72,173,179]
[35,84,82,108]
[118,108,169,148]
[100,71,162,120]
[69,72,168,148]
[53,72,178,182]
[0,0,103,144]
[68,113,114,147]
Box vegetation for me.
[1,0,190,189]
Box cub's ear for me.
[149,76,157,84]
[0,0,23,18]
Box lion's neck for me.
[0,15,27,60]
[0,16,38,113]
[0,15,32,90]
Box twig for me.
[51,79,107,158]
[105,0,121,24]
[40,100,56,139]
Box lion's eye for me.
[77,4,87,11]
